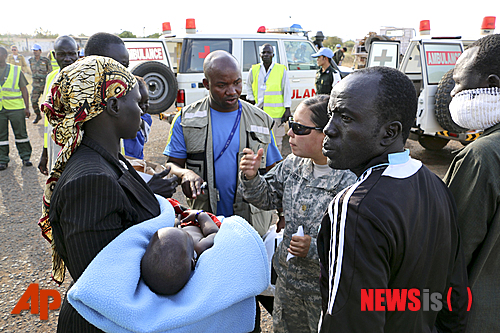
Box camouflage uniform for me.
[28,56,51,115]
[239,154,356,333]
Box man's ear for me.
[202,78,209,90]
[488,74,500,88]
[106,96,119,117]
[380,121,402,147]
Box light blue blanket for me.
[68,195,269,333]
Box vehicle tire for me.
[364,35,391,53]
[434,68,467,133]
[131,62,177,114]
[418,136,449,150]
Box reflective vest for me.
[49,51,60,71]
[0,65,25,110]
[251,63,286,118]
[179,97,273,220]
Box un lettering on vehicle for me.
[426,51,462,66]
[292,88,316,99]
[128,47,164,61]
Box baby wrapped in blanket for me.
[68,196,269,333]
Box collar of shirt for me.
[388,149,410,165]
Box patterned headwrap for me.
[38,56,137,284]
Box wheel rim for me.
[143,73,168,104]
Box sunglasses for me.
[288,117,323,135]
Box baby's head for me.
[141,227,196,295]
[135,76,150,113]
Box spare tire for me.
[434,68,467,133]
[364,35,391,53]
[131,62,178,114]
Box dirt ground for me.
[0,107,461,332]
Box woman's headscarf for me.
[38,56,137,284]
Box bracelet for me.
[196,210,204,217]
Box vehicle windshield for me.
[179,38,232,73]
[423,43,462,84]
[283,41,317,70]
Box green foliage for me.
[323,36,343,49]
[344,40,355,49]
[147,33,161,38]
[119,31,137,38]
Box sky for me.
[2,0,498,42]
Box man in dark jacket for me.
[444,33,500,332]
[318,66,469,332]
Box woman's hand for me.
[239,148,263,180]
[288,235,312,258]
[147,166,178,198]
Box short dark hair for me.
[261,43,274,54]
[468,33,500,78]
[135,75,147,90]
[141,228,193,295]
[84,32,124,57]
[301,95,330,128]
[349,66,417,142]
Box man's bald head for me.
[203,50,240,81]
[54,35,78,50]
[53,35,79,69]
[201,50,242,112]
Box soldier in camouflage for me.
[239,95,356,333]
[29,44,51,124]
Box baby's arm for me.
[182,211,219,256]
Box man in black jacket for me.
[318,66,469,332]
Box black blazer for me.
[49,136,160,332]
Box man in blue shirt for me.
[164,50,281,220]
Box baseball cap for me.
[32,44,42,51]
[336,44,341,48]
[311,47,334,59]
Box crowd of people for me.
[1,30,499,333]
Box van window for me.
[405,44,421,73]
[242,41,279,71]
[423,43,462,84]
[179,38,232,73]
[284,41,316,70]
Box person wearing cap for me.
[0,46,32,171]
[7,45,30,74]
[333,44,345,65]
[312,47,340,95]
[28,43,52,124]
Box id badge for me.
[260,84,267,90]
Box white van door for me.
[366,41,400,68]
[402,41,463,134]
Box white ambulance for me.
[365,17,496,150]
[123,20,346,116]
[123,38,178,114]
